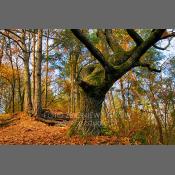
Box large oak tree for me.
[69,29,167,136]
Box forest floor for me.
[0,112,124,145]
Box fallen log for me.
[42,112,70,121]
[36,117,67,126]
[0,117,20,127]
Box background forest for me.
[0,29,175,145]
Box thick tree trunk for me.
[23,57,33,114]
[21,31,33,114]
[69,90,105,136]
[34,29,43,117]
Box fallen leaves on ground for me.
[0,112,130,145]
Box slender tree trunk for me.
[119,79,127,118]
[15,57,23,111]
[127,80,131,108]
[103,100,111,126]
[70,53,76,113]
[16,59,23,111]
[0,36,4,65]
[76,63,80,111]
[32,32,36,105]
[11,84,15,113]
[68,92,71,114]
[107,92,113,113]
[34,29,43,117]
[44,29,49,108]
[111,91,117,114]
[103,101,108,117]
[150,101,164,144]
[109,90,117,114]
[148,88,164,144]
[76,84,80,111]
[8,41,16,113]
[70,64,75,113]
[69,46,80,113]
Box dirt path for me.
[0,112,120,145]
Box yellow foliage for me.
[0,64,18,82]
[120,137,131,145]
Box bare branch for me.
[153,44,170,50]
[4,29,22,41]
[160,32,175,40]
[126,29,143,46]
[153,37,172,50]
[0,31,25,52]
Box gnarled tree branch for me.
[71,29,113,72]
